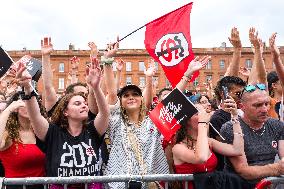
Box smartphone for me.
[222,86,229,100]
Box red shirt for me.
[174,152,218,189]
[0,142,45,177]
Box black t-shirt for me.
[209,109,231,139]
[39,121,104,177]
[221,118,284,173]
[209,109,231,171]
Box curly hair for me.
[50,92,87,129]
[175,123,188,144]
[5,92,47,145]
[214,76,246,102]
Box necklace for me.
[251,125,266,136]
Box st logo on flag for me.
[155,33,189,67]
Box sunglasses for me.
[244,83,266,92]
[241,83,266,98]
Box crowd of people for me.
[0,27,283,189]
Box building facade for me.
[7,46,284,95]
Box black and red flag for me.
[144,2,196,88]
[149,88,198,141]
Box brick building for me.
[7,45,284,95]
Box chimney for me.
[221,42,226,48]
[69,43,75,50]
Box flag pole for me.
[118,25,146,42]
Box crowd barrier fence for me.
[0,174,194,189]
[255,176,284,189]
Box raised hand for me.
[239,66,250,78]
[249,27,261,49]
[70,56,80,70]
[228,27,242,49]
[223,96,238,116]
[16,62,32,89]
[196,104,210,123]
[85,60,102,89]
[88,42,98,58]
[103,36,119,58]
[184,56,211,76]
[144,59,156,77]
[116,58,125,71]
[41,37,53,55]
[269,32,280,58]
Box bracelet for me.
[20,90,38,100]
[233,132,244,137]
[182,74,192,82]
[198,121,209,125]
[100,56,114,66]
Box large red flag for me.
[144,2,196,88]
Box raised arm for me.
[143,59,156,110]
[247,28,267,85]
[16,62,49,141]
[86,60,110,136]
[269,33,284,88]
[0,100,25,150]
[103,40,119,105]
[224,27,242,76]
[210,96,244,156]
[87,42,100,115]
[176,56,210,92]
[41,37,57,112]
[115,58,124,91]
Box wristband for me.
[20,90,38,100]
[100,56,114,66]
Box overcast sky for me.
[0,0,283,50]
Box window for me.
[139,77,145,87]
[126,76,132,85]
[206,75,212,82]
[193,78,199,86]
[139,61,145,71]
[245,59,252,69]
[219,60,225,69]
[59,63,64,72]
[206,60,212,69]
[126,62,132,72]
[58,78,65,90]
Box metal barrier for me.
[255,176,284,189]
[1,174,194,189]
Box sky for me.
[0,0,283,51]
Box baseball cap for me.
[117,84,142,98]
